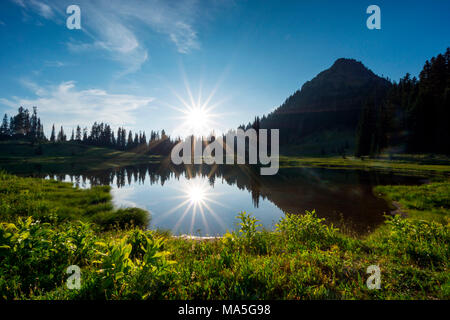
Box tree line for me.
[0,108,177,155]
[0,107,45,141]
[356,48,450,156]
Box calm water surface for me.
[30,164,425,236]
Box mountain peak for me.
[265,57,391,119]
[332,58,363,67]
[258,57,392,149]
[327,58,376,78]
[299,58,386,93]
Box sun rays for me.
[145,67,240,235]
[157,177,228,235]
[160,68,232,138]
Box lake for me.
[30,163,426,236]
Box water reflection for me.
[27,163,425,235]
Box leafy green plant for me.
[276,210,341,250]
[382,215,449,268]
[0,217,97,299]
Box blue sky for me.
[0,0,449,137]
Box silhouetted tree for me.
[75,125,81,141]
[50,124,56,142]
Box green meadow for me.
[280,154,450,175]
[0,140,161,173]
[0,171,448,300]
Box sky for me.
[0,0,449,137]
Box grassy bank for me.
[374,182,450,224]
[0,140,161,173]
[0,173,448,300]
[280,154,450,175]
[3,141,450,176]
[0,172,149,229]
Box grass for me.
[0,172,448,300]
[0,172,149,229]
[280,154,450,175]
[0,140,161,173]
[3,141,450,179]
[374,182,450,224]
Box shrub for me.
[225,212,270,254]
[92,207,150,229]
[126,229,160,260]
[383,215,449,268]
[79,231,175,299]
[0,217,98,299]
[276,210,341,250]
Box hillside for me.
[260,58,391,154]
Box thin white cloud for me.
[0,80,155,128]
[44,60,66,68]
[13,0,54,19]
[29,0,54,19]
[170,22,199,54]
[11,0,25,8]
[11,0,204,73]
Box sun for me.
[164,73,230,138]
[182,105,213,136]
[186,107,208,124]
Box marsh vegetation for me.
[0,171,448,300]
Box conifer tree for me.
[50,124,56,142]
[76,125,81,141]
[127,131,133,149]
[0,114,8,138]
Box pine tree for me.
[57,126,66,142]
[37,119,45,140]
[127,131,133,149]
[134,133,139,147]
[0,114,9,138]
[30,107,38,140]
[141,131,147,146]
[50,124,56,142]
[76,125,81,141]
[83,128,88,141]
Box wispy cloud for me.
[43,60,67,68]
[170,22,199,54]
[13,0,54,19]
[11,0,25,8]
[29,0,54,19]
[11,0,204,73]
[0,80,155,128]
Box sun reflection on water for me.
[161,177,228,236]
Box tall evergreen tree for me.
[75,125,82,141]
[29,107,38,140]
[57,126,66,142]
[50,124,56,142]
[127,131,133,149]
[0,114,9,138]
[134,133,139,147]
